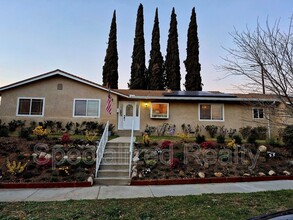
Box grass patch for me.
[0,190,292,219]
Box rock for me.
[288,160,293,166]
[283,170,291,176]
[132,151,140,163]
[45,154,52,159]
[132,165,137,171]
[39,152,46,158]
[198,172,205,178]
[53,144,64,148]
[268,170,276,176]
[204,162,209,169]
[258,145,267,153]
[87,176,94,185]
[214,172,223,177]
[131,170,137,178]
[138,173,143,178]
[179,170,185,178]
[243,173,250,177]
[32,153,38,158]
[258,172,266,176]
[242,160,250,166]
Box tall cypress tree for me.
[165,8,181,90]
[129,4,146,89]
[184,7,202,91]
[148,8,164,90]
[102,10,118,89]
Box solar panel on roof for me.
[163,91,236,98]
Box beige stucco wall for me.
[0,76,117,129]
[138,100,279,137]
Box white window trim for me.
[252,108,264,119]
[198,103,225,121]
[16,97,45,117]
[150,103,169,119]
[73,98,101,118]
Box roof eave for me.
[127,95,280,102]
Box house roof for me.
[0,69,128,97]
[116,89,280,102]
[0,69,281,103]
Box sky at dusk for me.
[0,0,292,92]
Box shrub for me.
[216,135,225,144]
[170,158,180,169]
[255,126,267,140]
[161,140,172,149]
[195,134,205,144]
[0,127,9,137]
[200,141,216,149]
[232,134,242,145]
[266,138,282,147]
[8,120,25,132]
[282,125,293,147]
[205,125,218,138]
[247,130,257,145]
[19,127,32,140]
[239,126,252,139]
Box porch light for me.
[144,102,148,108]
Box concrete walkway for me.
[0,180,292,202]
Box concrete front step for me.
[105,144,130,150]
[99,163,129,170]
[104,149,130,154]
[102,157,129,164]
[94,177,131,185]
[98,170,129,178]
[115,130,141,137]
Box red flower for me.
[161,140,172,149]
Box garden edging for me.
[0,181,92,189]
[130,175,293,185]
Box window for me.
[151,103,169,119]
[74,99,100,117]
[199,104,224,121]
[253,108,264,119]
[17,98,44,116]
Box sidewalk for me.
[0,180,292,202]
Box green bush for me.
[282,125,293,147]
[232,134,242,145]
[0,127,9,137]
[216,135,225,144]
[19,127,32,140]
[255,126,267,140]
[195,134,205,144]
[239,126,252,139]
[8,120,25,132]
[266,138,282,147]
[205,125,218,138]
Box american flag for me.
[106,89,113,114]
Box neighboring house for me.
[0,69,288,137]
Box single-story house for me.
[0,69,290,137]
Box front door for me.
[118,101,140,130]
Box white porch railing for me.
[129,116,135,177]
[95,121,109,178]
